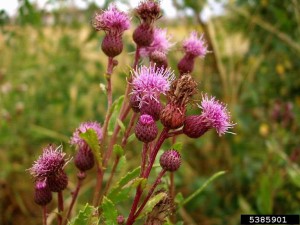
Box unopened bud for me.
[135,114,158,143]
[75,144,95,172]
[34,180,52,206]
[160,150,181,172]
[150,50,168,69]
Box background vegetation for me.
[1,0,300,224]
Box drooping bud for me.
[160,150,181,172]
[135,114,158,143]
[101,34,123,58]
[129,94,141,113]
[47,171,68,192]
[150,50,168,69]
[140,97,162,121]
[74,144,95,172]
[34,180,52,206]
[133,23,154,47]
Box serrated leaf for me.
[182,171,226,207]
[102,196,118,224]
[123,177,147,189]
[107,167,141,203]
[137,192,167,219]
[171,142,183,151]
[113,144,124,157]
[68,203,97,225]
[108,95,124,134]
[79,129,102,168]
[117,118,126,133]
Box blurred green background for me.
[1,0,300,224]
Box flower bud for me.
[135,114,158,143]
[133,23,154,47]
[117,215,125,224]
[34,180,52,206]
[183,115,209,138]
[140,97,162,121]
[160,150,181,172]
[75,144,95,172]
[47,171,68,192]
[177,54,195,75]
[101,34,123,57]
[160,103,186,129]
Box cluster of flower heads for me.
[28,145,69,206]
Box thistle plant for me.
[27,1,235,225]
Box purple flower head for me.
[92,4,130,35]
[70,121,103,147]
[183,31,208,58]
[140,28,174,57]
[131,65,175,106]
[136,0,161,23]
[29,144,69,179]
[198,95,235,136]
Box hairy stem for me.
[57,191,64,225]
[93,168,103,207]
[121,112,138,147]
[103,156,120,196]
[134,169,167,219]
[42,206,47,225]
[143,128,169,178]
[141,143,149,176]
[64,172,85,225]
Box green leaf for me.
[68,203,97,225]
[107,167,141,203]
[117,118,126,133]
[174,192,184,205]
[127,133,136,143]
[256,175,272,214]
[171,142,183,151]
[137,192,167,219]
[102,196,118,224]
[182,171,226,207]
[113,144,124,157]
[287,167,300,188]
[123,177,147,189]
[79,129,102,168]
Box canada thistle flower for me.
[140,28,174,57]
[199,95,234,135]
[29,144,69,180]
[183,95,234,138]
[92,4,130,35]
[131,65,175,106]
[70,121,103,148]
[183,31,208,58]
